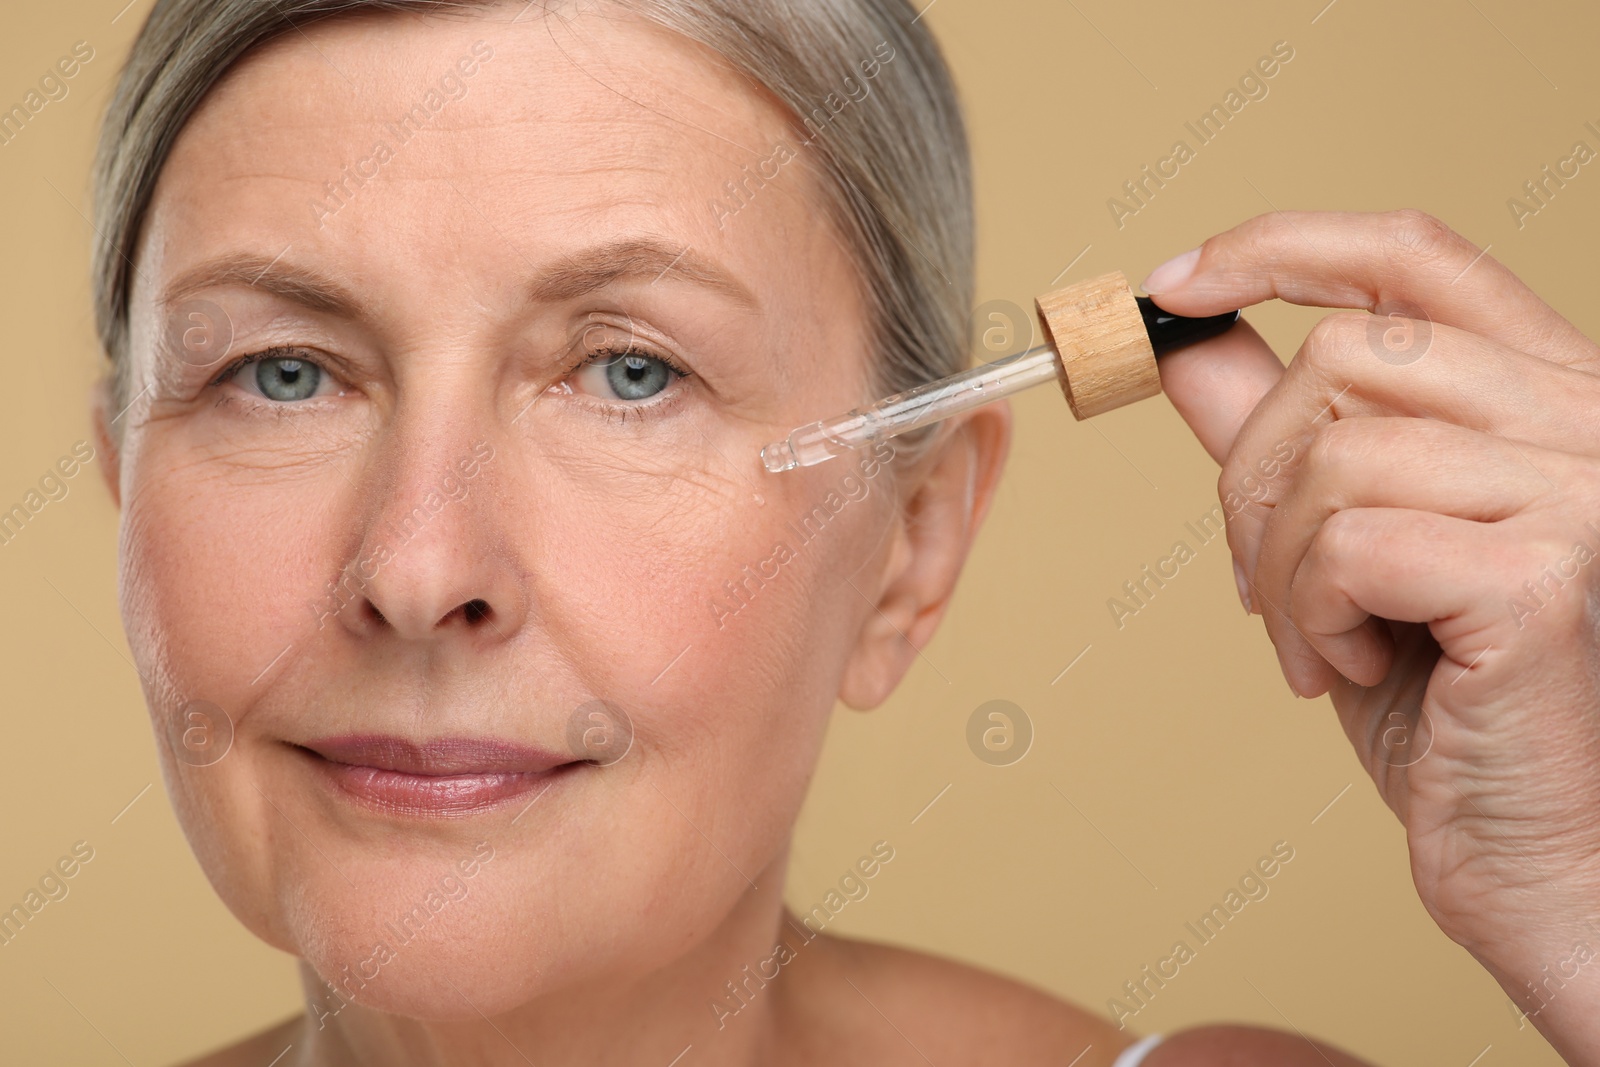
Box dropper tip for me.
[760,441,799,473]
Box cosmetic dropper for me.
[760,270,1240,473]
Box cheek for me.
[526,447,886,850]
[117,456,340,950]
[528,443,882,729]
[119,455,337,707]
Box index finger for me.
[1157,317,1284,464]
[1139,209,1599,367]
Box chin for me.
[301,920,542,1021]
[288,866,573,1021]
[255,819,728,1022]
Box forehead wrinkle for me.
[537,5,764,161]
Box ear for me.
[837,399,1012,710]
[88,376,123,509]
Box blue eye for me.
[213,347,335,404]
[255,357,321,402]
[574,349,679,402]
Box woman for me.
[87,0,1600,1063]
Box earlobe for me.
[88,377,122,509]
[836,401,1013,711]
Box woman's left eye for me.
[572,349,682,403]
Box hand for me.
[1145,209,1600,1063]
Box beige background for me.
[2,0,1595,1063]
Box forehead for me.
[135,4,853,349]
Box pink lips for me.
[297,734,572,817]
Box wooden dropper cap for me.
[1034,269,1238,420]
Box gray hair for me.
[91,0,974,454]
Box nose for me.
[334,433,527,645]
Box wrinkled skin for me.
[1152,208,1600,1063]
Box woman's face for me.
[105,3,926,1017]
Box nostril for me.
[354,596,495,633]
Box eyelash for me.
[566,342,693,425]
[209,346,327,414]
[208,343,694,423]
[209,347,308,388]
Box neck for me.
[293,849,817,1067]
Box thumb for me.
[1155,315,1285,464]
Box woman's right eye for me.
[251,356,322,401]
[572,349,681,403]
[215,349,340,404]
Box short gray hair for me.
[91,0,974,448]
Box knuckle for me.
[1215,465,1238,510]
[1304,310,1367,353]
[1303,416,1374,476]
[1300,311,1370,376]
[1217,462,1247,512]
[1237,210,1304,261]
[1507,534,1600,633]
[1310,508,1368,572]
[1384,208,1462,261]
[1218,455,1272,516]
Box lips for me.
[295,734,574,817]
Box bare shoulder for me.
[775,929,1139,1067]
[171,1015,303,1067]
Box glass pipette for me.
[760,285,1239,474]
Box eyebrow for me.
[162,252,354,315]
[159,237,760,316]
[532,238,760,312]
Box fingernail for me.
[1140,247,1201,294]
[1232,557,1253,615]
